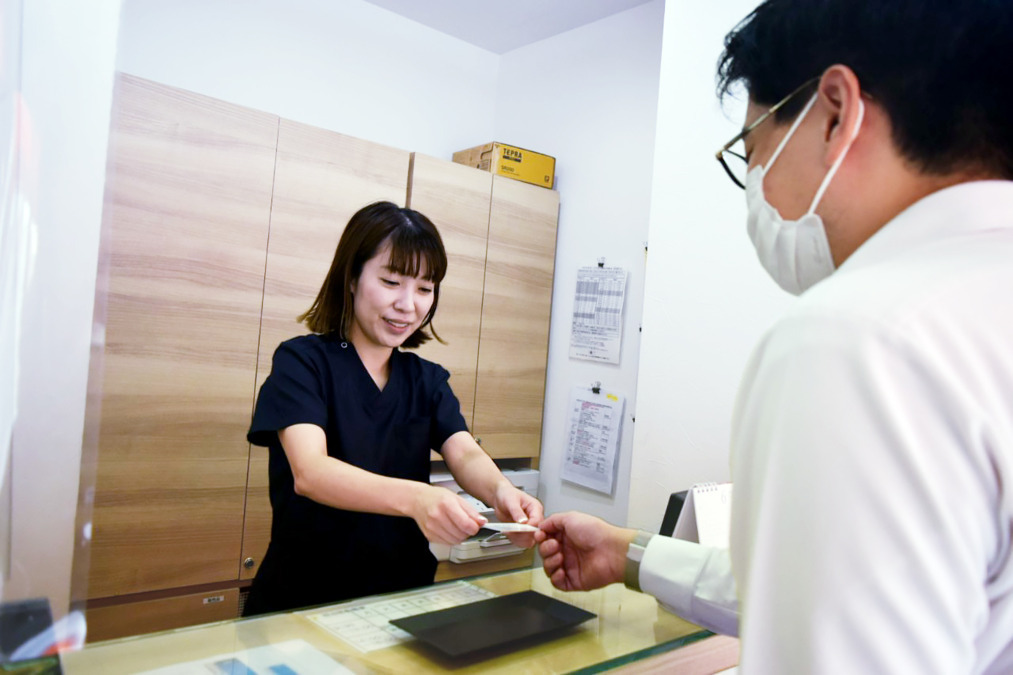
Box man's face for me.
[743,97,829,222]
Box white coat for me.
[639,180,1013,674]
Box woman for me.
[244,201,542,615]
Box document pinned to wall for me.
[561,386,626,495]
[569,265,628,364]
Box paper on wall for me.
[569,266,628,364]
[561,387,625,495]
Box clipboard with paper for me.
[672,482,733,549]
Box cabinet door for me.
[88,75,278,597]
[407,154,492,431]
[239,121,410,579]
[85,588,240,643]
[472,177,559,459]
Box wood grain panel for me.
[473,177,559,458]
[239,451,270,581]
[407,153,491,428]
[88,74,278,598]
[239,122,410,579]
[86,588,240,643]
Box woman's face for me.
[348,243,436,351]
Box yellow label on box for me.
[491,144,555,187]
[453,142,555,188]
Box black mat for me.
[391,590,596,658]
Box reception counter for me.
[63,568,739,674]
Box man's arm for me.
[640,537,739,635]
[536,512,740,635]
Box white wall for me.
[8,0,121,616]
[116,0,667,523]
[627,0,790,531]
[2,0,784,620]
[117,0,500,157]
[495,1,664,523]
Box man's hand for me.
[535,512,637,591]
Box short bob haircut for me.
[299,201,448,349]
[717,0,1013,180]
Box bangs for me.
[384,226,447,283]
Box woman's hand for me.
[411,484,488,545]
[492,481,544,548]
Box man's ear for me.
[816,65,865,168]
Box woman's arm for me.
[280,424,487,545]
[441,430,544,534]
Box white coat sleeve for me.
[639,536,740,636]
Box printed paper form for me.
[137,640,352,674]
[561,387,626,495]
[300,581,496,653]
[569,266,628,364]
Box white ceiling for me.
[360,0,656,54]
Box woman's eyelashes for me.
[380,275,433,295]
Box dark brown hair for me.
[717,0,1013,179]
[299,201,447,349]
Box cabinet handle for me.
[474,437,482,446]
[243,557,255,569]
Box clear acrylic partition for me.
[1,0,122,670]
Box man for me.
[535,1,1013,672]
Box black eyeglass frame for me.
[715,77,820,189]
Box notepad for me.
[672,482,733,548]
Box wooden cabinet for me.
[88,74,276,598]
[84,74,558,639]
[473,176,559,459]
[407,153,492,428]
[85,589,240,644]
[240,122,410,582]
[408,156,561,459]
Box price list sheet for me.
[569,266,628,364]
[300,581,496,653]
[561,387,626,495]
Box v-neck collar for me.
[337,338,399,410]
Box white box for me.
[449,535,526,563]
[429,469,540,561]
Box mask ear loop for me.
[807,99,866,215]
[763,93,820,174]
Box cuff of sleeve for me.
[624,530,654,592]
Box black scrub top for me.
[243,333,468,616]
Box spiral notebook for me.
[672,482,733,549]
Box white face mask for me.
[745,93,865,295]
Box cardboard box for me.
[453,142,555,189]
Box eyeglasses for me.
[715,77,819,189]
